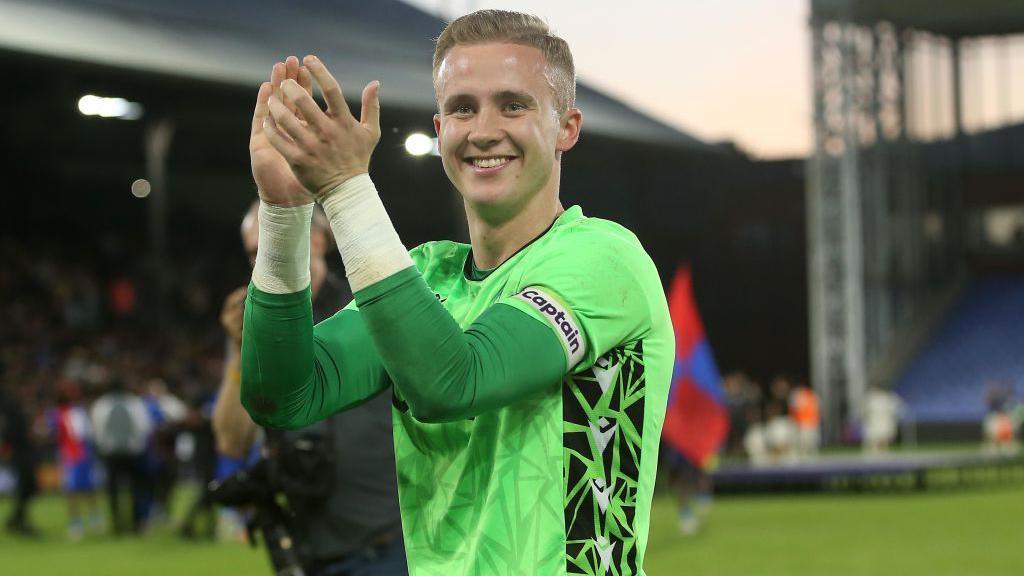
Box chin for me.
[461,186,527,218]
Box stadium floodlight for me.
[77,94,144,120]
[404,132,438,156]
[131,178,152,198]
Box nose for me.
[468,106,503,149]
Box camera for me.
[208,433,335,576]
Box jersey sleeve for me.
[239,243,436,428]
[499,227,656,373]
[240,285,391,430]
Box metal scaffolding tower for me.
[806,0,1024,441]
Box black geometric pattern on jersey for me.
[563,341,646,575]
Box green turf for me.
[644,483,1024,576]
[2,482,1023,575]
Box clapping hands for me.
[250,55,381,205]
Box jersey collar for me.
[463,205,584,281]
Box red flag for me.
[661,266,730,467]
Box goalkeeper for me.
[243,9,673,576]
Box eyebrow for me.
[493,90,536,106]
[442,90,538,109]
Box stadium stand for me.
[896,276,1024,423]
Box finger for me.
[285,56,299,82]
[282,80,329,132]
[297,66,313,96]
[283,56,302,115]
[250,82,273,138]
[360,80,381,134]
[263,115,304,161]
[268,95,316,147]
[294,67,315,124]
[270,61,285,89]
[303,55,351,119]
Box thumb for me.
[360,80,381,134]
[251,82,273,139]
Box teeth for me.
[472,157,510,169]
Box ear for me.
[433,113,442,137]
[556,108,583,153]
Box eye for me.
[451,103,474,115]
[505,101,527,112]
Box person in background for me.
[789,381,821,458]
[983,382,1020,455]
[48,378,103,539]
[1,370,40,537]
[743,403,769,466]
[178,392,219,540]
[91,377,153,535]
[862,386,902,455]
[723,372,750,455]
[213,202,404,574]
[142,378,187,525]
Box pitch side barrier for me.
[710,449,1024,493]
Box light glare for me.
[78,94,143,120]
[404,133,436,156]
[131,178,151,198]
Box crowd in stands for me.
[0,232,241,538]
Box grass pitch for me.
[2,482,1022,575]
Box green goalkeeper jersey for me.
[242,205,673,575]
[389,206,672,575]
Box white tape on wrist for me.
[319,173,413,292]
[251,201,314,294]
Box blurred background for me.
[0,0,1022,574]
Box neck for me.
[465,189,563,270]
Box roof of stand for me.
[811,0,1024,37]
[0,0,712,149]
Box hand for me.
[220,286,248,347]
[250,57,315,207]
[263,54,381,199]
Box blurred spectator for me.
[743,403,769,466]
[47,379,102,539]
[178,393,219,540]
[766,375,792,418]
[983,383,1020,455]
[722,372,752,454]
[142,378,187,524]
[666,452,709,536]
[764,401,797,464]
[1,374,39,537]
[863,387,902,454]
[91,378,153,535]
[789,382,821,458]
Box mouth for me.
[464,155,517,174]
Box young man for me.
[242,10,673,575]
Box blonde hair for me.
[432,9,576,113]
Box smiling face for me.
[433,42,581,221]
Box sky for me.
[403,0,1024,159]
[402,0,813,159]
